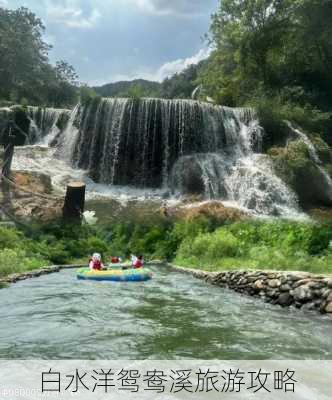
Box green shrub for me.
[0,227,23,249]
[0,248,44,277]
[176,229,239,266]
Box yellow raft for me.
[77,267,152,282]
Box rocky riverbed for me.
[170,265,332,315]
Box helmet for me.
[92,253,101,261]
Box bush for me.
[0,248,44,277]
[175,220,332,273]
[0,227,23,249]
[176,229,239,266]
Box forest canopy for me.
[198,0,332,139]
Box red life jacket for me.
[133,259,143,269]
[91,259,102,270]
[111,257,119,264]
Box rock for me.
[293,278,313,288]
[253,279,266,290]
[277,293,293,307]
[322,278,332,289]
[266,289,278,298]
[174,200,248,224]
[280,276,288,284]
[287,273,312,282]
[13,170,52,194]
[268,279,281,288]
[321,289,331,299]
[280,284,291,292]
[291,284,313,302]
[325,302,332,313]
[169,264,332,316]
[307,281,325,290]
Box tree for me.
[160,63,206,99]
[79,85,98,105]
[0,6,80,107]
[198,0,332,133]
[55,60,79,85]
[0,7,50,101]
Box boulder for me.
[268,279,281,288]
[253,279,266,291]
[280,284,292,292]
[322,278,332,289]
[277,293,293,307]
[325,302,332,313]
[169,154,228,198]
[291,284,313,302]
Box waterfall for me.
[44,98,298,215]
[27,106,70,145]
[286,122,332,201]
[17,98,312,215]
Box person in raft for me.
[111,256,122,264]
[131,255,144,269]
[89,253,104,271]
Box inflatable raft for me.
[76,267,152,282]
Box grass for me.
[174,221,332,274]
[174,252,332,274]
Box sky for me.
[2,0,219,86]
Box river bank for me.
[0,264,84,286]
[170,264,332,315]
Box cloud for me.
[0,0,8,7]
[154,48,211,81]
[125,0,213,17]
[46,2,101,29]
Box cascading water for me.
[286,122,332,202]
[42,98,298,215]
[27,106,70,145]
[14,98,327,216]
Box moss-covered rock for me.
[311,135,332,164]
[174,201,248,224]
[268,140,332,208]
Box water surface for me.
[0,266,331,359]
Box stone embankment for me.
[0,264,84,286]
[170,265,332,315]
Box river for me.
[0,266,331,359]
